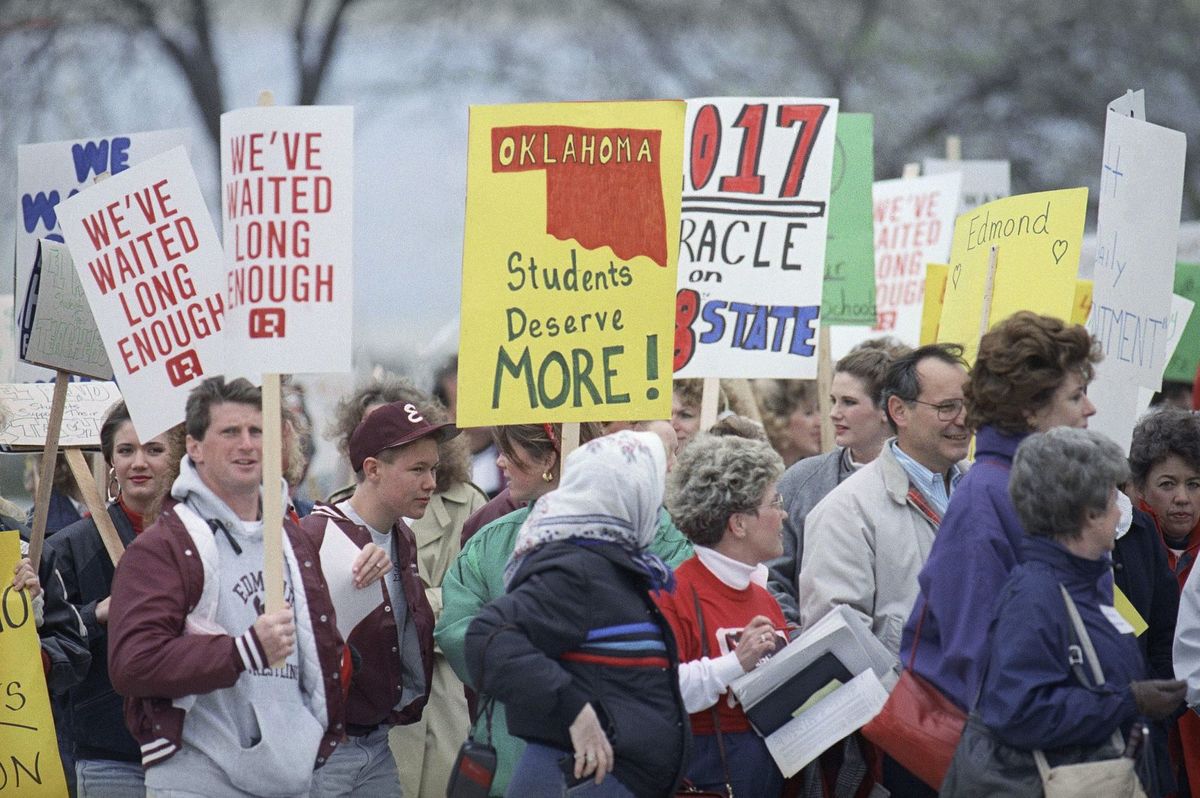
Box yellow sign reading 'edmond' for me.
[457,101,684,426]
[938,187,1087,363]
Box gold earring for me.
[542,470,555,483]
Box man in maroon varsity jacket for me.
[303,400,441,797]
[108,376,362,797]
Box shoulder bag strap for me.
[691,586,735,798]
[1059,584,1105,686]
[1057,585,1125,751]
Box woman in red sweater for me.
[657,433,787,797]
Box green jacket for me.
[435,504,693,796]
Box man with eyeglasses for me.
[797,342,970,795]
[797,342,970,654]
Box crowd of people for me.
[11,312,1200,797]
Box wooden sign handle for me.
[699,377,720,432]
[559,422,581,465]
[902,163,920,179]
[28,372,70,566]
[945,135,962,161]
[63,448,124,566]
[978,246,1000,342]
[817,333,835,452]
[261,373,285,615]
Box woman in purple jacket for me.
[941,428,1184,797]
[901,312,1100,712]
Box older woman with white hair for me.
[465,430,689,797]
[943,428,1185,796]
[657,433,788,797]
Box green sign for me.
[1165,262,1200,383]
[821,113,876,326]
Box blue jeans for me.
[688,730,784,797]
[507,742,635,797]
[309,726,401,798]
[76,759,145,798]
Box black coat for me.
[1113,507,1181,796]
[45,504,140,761]
[466,540,690,797]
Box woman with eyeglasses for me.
[902,312,1102,716]
[655,433,789,797]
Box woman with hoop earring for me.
[47,401,184,797]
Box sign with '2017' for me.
[675,97,838,379]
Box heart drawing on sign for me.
[1052,240,1069,264]
[951,263,962,289]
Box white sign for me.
[1088,108,1186,389]
[56,147,228,440]
[674,97,838,378]
[220,106,354,375]
[831,171,960,358]
[15,129,189,381]
[0,381,123,451]
[22,240,113,379]
[922,158,1011,215]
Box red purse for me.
[861,601,966,790]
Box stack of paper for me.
[730,605,894,777]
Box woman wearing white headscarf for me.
[465,431,689,797]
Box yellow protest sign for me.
[937,188,1087,363]
[1072,279,1093,326]
[0,531,67,796]
[457,101,683,426]
[920,263,948,345]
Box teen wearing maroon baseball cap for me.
[304,399,457,796]
[348,401,459,472]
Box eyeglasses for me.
[748,494,785,515]
[908,398,966,421]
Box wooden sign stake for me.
[902,163,920,179]
[255,89,285,666]
[699,377,720,432]
[28,372,69,566]
[63,448,124,565]
[261,374,285,617]
[978,245,1000,341]
[817,332,835,452]
[945,135,962,161]
[559,422,581,465]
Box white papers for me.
[318,521,384,640]
[317,518,384,640]
[763,669,889,777]
[732,604,893,708]
[728,605,894,775]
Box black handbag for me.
[446,628,504,798]
[446,706,498,798]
